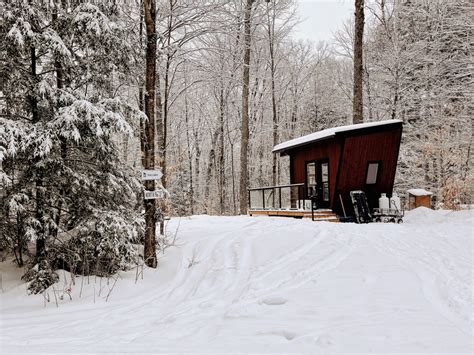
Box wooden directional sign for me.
[141,169,163,180]
[144,190,165,200]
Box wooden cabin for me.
[267,119,403,218]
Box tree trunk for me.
[239,0,253,214]
[364,60,373,121]
[184,66,194,215]
[218,87,225,215]
[194,136,201,211]
[161,1,174,189]
[53,8,67,238]
[139,2,146,167]
[143,0,157,268]
[225,107,237,214]
[204,127,220,213]
[29,45,46,261]
[267,4,279,187]
[156,71,166,236]
[139,87,145,167]
[15,213,25,267]
[353,0,364,124]
[162,56,170,189]
[391,67,400,120]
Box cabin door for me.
[305,160,330,209]
[317,160,330,208]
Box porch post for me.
[279,187,282,209]
[248,190,251,211]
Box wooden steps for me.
[249,209,339,222]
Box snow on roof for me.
[272,119,402,153]
[407,188,434,196]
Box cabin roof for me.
[272,119,403,154]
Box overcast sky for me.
[294,0,354,43]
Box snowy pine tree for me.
[1,1,144,293]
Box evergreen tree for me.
[0,1,144,293]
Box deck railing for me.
[248,183,308,210]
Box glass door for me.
[317,161,330,208]
[306,160,330,208]
[306,161,317,198]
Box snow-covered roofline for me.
[272,119,403,153]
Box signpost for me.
[142,169,165,200]
[141,169,163,180]
[144,190,165,200]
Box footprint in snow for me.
[199,301,214,309]
[257,329,297,341]
[260,296,288,306]
[316,333,333,347]
[363,275,377,284]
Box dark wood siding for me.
[289,137,342,209]
[336,126,403,212]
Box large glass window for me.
[366,162,380,184]
[306,162,316,197]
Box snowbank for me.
[404,206,473,224]
[1,210,473,353]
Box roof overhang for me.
[272,119,403,154]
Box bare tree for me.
[239,0,253,214]
[143,0,158,268]
[353,0,365,124]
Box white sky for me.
[294,0,354,43]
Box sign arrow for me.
[142,169,163,180]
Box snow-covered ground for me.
[1,208,473,354]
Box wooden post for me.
[279,187,282,209]
[248,190,251,211]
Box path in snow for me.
[1,208,473,353]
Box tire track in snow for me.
[365,223,472,335]
[0,218,262,346]
[222,224,357,319]
[95,219,263,343]
[119,221,351,342]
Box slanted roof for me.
[272,119,403,154]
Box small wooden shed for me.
[272,119,403,217]
[407,189,433,209]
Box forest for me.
[0,0,472,291]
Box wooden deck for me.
[248,209,339,222]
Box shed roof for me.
[272,119,403,154]
[407,189,433,196]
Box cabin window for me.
[366,162,380,184]
[306,162,317,197]
[321,162,329,202]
